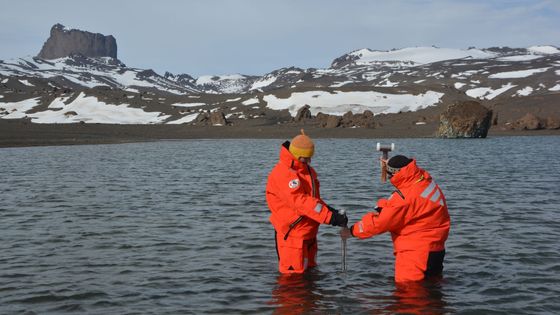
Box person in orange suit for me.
[266,130,348,274]
[342,155,450,282]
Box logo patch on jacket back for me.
[288,179,300,189]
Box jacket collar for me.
[390,159,430,189]
[279,141,308,172]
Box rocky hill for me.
[1,24,559,134]
[38,24,117,60]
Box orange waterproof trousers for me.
[275,232,317,274]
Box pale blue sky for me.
[1,0,559,77]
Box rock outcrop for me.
[37,24,117,60]
[209,111,228,126]
[546,116,560,129]
[294,105,312,122]
[504,113,560,130]
[317,113,341,128]
[437,101,492,138]
[193,111,229,126]
[512,113,545,130]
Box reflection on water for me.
[270,271,325,315]
[389,279,448,315]
[270,270,450,314]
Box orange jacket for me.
[266,142,333,239]
[352,159,450,253]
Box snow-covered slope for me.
[1,45,559,124]
[0,55,200,94]
[339,47,496,67]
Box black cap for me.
[387,155,412,174]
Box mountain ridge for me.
[1,24,559,133]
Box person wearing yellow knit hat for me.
[288,130,315,162]
[265,129,347,274]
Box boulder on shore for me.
[294,105,312,122]
[437,101,492,138]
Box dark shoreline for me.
[1,119,559,148]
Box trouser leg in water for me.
[275,232,317,274]
[394,250,445,282]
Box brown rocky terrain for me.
[1,24,559,147]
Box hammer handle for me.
[381,151,388,182]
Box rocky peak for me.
[37,24,117,60]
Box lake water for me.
[1,137,559,314]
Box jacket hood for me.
[390,159,431,189]
[279,141,308,171]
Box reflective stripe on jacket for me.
[266,142,333,239]
[352,159,450,252]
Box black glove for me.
[326,205,338,214]
[330,211,348,227]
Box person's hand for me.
[340,226,352,240]
[330,211,348,227]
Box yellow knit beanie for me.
[289,129,314,158]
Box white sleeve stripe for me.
[430,189,441,203]
[420,181,436,198]
[314,203,323,213]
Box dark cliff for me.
[37,24,117,59]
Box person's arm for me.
[350,195,408,239]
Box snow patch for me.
[330,81,353,87]
[172,102,206,108]
[251,76,277,90]
[263,90,444,116]
[225,97,241,102]
[377,79,398,87]
[549,84,560,91]
[166,113,199,124]
[242,98,259,105]
[196,74,245,85]
[515,86,533,96]
[1,78,8,84]
[27,93,169,124]
[48,96,71,109]
[466,83,516,100]
[496,55,543,62]
[19,79,34,86]
[454,82,466,89]
[0,97,41,119]
[527,45,560,54]
[349,47,496,66]
[489,68,550,79]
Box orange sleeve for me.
[351,195,408,239]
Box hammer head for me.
[376,143,395,153]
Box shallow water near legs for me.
[1,137,559,314]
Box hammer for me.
[376,143,395,182]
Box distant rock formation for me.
[37,24,117,60]
[294,105,312,122]
[511,113,545,130]
[317,113,341,128]
[437,101,492,138]
[315,110,376,128]
[209,111,228,126]
[193,110,229,126]
[504,113,560,130]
